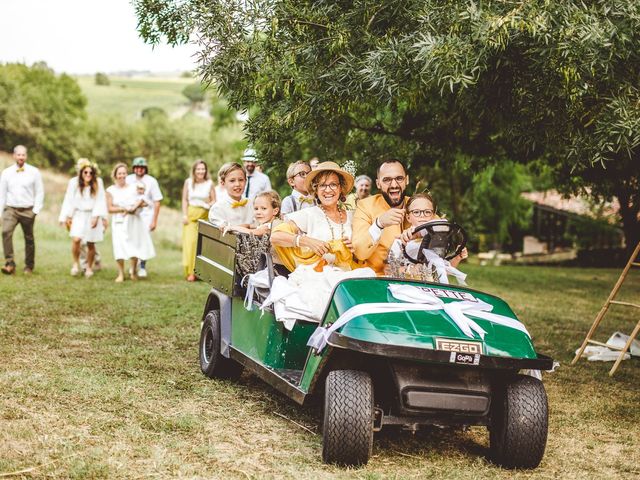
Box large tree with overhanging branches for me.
[135,0,640,249]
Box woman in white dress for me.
[181,160,215,281]
[268,163,375,324]
[106,163,156,282]
[59,162,107,278]
[271,161,359,271]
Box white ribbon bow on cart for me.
[307,283,530,353]
[421,248,467,285]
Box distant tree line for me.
[0,62,246,209]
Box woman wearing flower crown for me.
[59,160,107,278]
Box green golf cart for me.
[195,220,553,468]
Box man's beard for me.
[245,165,255,174]
[381,189,405,208]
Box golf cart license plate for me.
[436,338,483,356]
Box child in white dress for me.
[59,162,107,277]
[208,162,253,229]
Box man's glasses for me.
[409,209,434,217]
[291,170,310,179]
[380,175,406,185]
[317,182,340,191]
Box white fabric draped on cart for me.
[307,283,530,353]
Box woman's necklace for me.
[320,205,345,240]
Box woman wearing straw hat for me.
[269,162,375,326]
[271,161,360,271]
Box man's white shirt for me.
[244,171,271,199]
[126,173,163,223]
[0,163,44,214]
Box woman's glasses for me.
[409,209,434,217]
[317,182,340,191]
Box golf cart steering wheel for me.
[402,220,467,264]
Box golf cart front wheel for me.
[490,374,548,469]
[322,370,374,466]
[199,311,243,381]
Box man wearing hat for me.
[352,159,411,275]
[126,157,163,278]
[0,145,44,275]
[241,148,271,200]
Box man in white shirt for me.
[126,156,163,277]
[280,160,315,216]
[0,145,44,275]
[242,148,271,199]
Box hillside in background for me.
[75,75,208,120]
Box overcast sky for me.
[0,0,198,74]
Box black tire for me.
[322,370,374,466]
[489,374,548,469]
[199,311,243,381]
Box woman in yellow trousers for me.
[181,160,216,281]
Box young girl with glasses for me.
[386,193,467,277]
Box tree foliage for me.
[182,82,206,105]
[95,72,110,86]
[0,62,87,169]
[135,0,640,249]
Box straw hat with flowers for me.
[304,161,354,195]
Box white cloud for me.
[0,0,198,74]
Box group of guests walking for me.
[59,156,160,280]
[0,146,162,281]
[1,143,466,286]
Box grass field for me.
[1,164,639,478]
[74,75,197,119]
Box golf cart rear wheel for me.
[490,374,548,469]
[322,370,374,466]
[199,311,243,381]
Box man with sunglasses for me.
[352,159,410,275]
[280,160,316,216]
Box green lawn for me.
[75,75,196,119]
[1,212,639,477]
